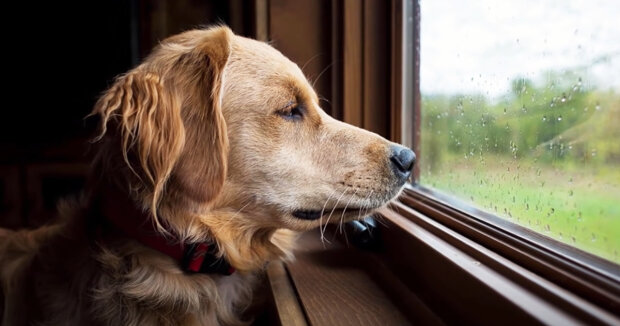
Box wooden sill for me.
[266,229,441,326]
[266,204,619,325]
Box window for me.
[418,0,620,264]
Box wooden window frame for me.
[259,0,619,324]
[375,0,620,324]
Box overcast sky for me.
[420,0,620,99]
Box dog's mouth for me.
[292,207,368,220]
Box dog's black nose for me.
[390,145,415,178]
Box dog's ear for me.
[92,27,233,218]
[92,68,186,220]
[172,26,232,205]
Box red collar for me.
[95,185,234,275]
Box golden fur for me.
[0,26,409,325]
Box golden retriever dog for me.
[0,26,415,325]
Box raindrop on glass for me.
[557,116,563,121]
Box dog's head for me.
[92,26,414,234]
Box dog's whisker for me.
[339,189,358,234]
[362,190,374,220]
[322,188,347,237]
[311,61,335,89]
[373,214,388,227]
[301,53,323,72]
[319,188,339,245]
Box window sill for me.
[265,229,440,326]
[266,196,619,325]
[380,185,620,325]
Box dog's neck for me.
[94,183,235,275]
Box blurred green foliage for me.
[420,71,620,263]
[422,71,620,171]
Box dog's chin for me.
[287,184,405,226]
[291,206,376,221]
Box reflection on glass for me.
[419,0,620,263]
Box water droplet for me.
[557,116,563,121]
[569,190,573,196]
[550,208,555,214]
[560,93,567,102]
[545,224,551,232]
[526,203,530,210]
[521,105,527,113]
[542,116,547,121]
[503,107,507,114]
[595,103,601,110]
[591,149,597,156]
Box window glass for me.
[419,0,620,263]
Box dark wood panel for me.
[255,0,269,41]
[390,0,403,144]
[269,0,334,116]
[363,0,390,138]
[343,0,364,127]
[330,0,344,121]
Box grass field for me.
[420,154,620,264]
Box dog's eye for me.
[278,105,303,121]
